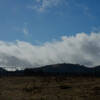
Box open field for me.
[0,76,100,100]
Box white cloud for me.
[29,0,64,12]
[22,28,29,36]
[14,23,29,36]
[92,26,100,33]
[28,0,91,16]
[0,32,100,69]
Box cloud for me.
[29,0,64,12]
[14,23,29,36]
[92,26,100,33]
[0,32,100,69]
[75,3,91,16]
[22,28,29,36]
[28,0,91,17]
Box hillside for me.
[0,63,100,76]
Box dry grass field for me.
[0,76,100,100]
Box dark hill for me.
[0,63,100,76]
[0,68,7,76]
[24,63,97,76]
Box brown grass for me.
[0,76,100,100]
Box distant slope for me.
[0,68,7,76]
[24,63,98,76]
[0,63,100,76]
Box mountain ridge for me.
[0,63,100,76]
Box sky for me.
[0,0,100,69]
[0,0,100,43]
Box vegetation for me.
[0,76,100,100]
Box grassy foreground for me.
[0,76,100,100]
